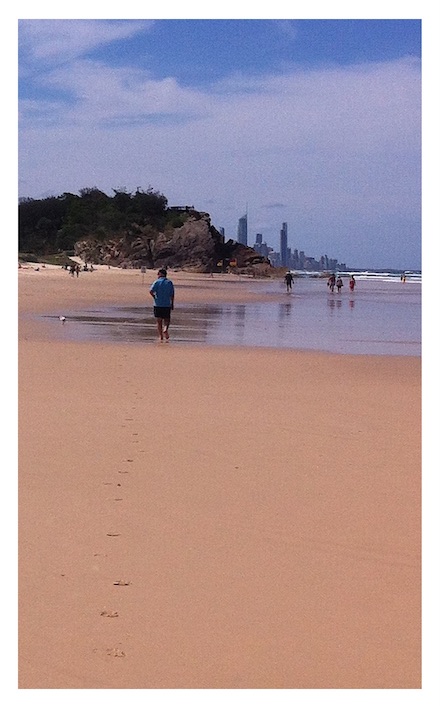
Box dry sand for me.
[18,265,421,689]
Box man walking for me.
[284,271,294,292]
[149,268,175,341]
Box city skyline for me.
[246,216,346,272]
[16,11,428,270]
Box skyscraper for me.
[237,213,248,246]
[280,222,288,267]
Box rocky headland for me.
[74,209,271,275]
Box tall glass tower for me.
[280,222,288,267]
[237,213,248,246]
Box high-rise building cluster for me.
[230,214,346,272]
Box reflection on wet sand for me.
[327,298,343,310]
[43,291,420,356]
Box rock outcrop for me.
[74,210,271,274]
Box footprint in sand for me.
[113,580,131,586]
[118,470,129,474]
[106,532,121,537]
[106,648,125,657]
[100,610,119,618]
[114,498,123,501]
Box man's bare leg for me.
[156,318,164,341]
[163,318,170,340]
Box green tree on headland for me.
[18,186,169,256]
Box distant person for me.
[149,268,175,342]
[75,264,80,278]
[349,275,356,292]
[336,276,343,293]
[327,274,336,292]
[284,271,294,292]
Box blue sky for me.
[17,9,426,269]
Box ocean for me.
[44,274,421,356]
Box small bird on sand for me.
[59,316,66,323]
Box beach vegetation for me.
[166,214,187,229]
[18,185,169,256]
[18,251,77,266]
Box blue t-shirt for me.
[150,276,174,307]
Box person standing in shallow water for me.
[327,273,336,292]
[149,268,175,342]
[284,271,294,292]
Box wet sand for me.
[18,266,421,689]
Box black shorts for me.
[154,306,171,320]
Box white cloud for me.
[273,20,298,40]
[36,61,208,124]
[19,19,151,67]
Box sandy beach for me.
[18,265,421,689]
